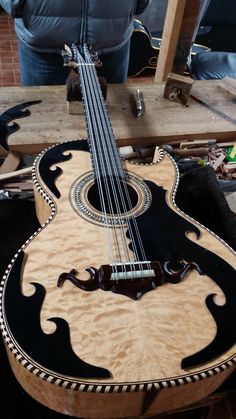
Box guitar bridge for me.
[58,260,201,300]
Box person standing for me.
[0,0,152,85]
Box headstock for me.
[62,44,102,70]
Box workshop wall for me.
[0,10,20,87]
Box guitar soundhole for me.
[70,171,152,225]
[87,178,138,215]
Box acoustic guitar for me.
[0,44,235,419]
[128,19,210,77]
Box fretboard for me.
[77,47,124,181]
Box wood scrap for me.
[218,77,236,97]
[0,151,21,175]
[3,181,33,191]
[0,166,32,181]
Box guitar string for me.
[83,49,149,265]
[83,45,151,275]
[82,47,140,275]
[84,47,151,275]
[79,53,129,273]
[80,67,126,271]
[83,89,130,274]
[75,45,151,278]
[81,50,132,270]
[78,49,132,276]
[74,47,118,273]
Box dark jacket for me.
[0,0,152,53]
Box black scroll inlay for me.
[38,140,89,199]
[4,250,110,379]
[127,181,236,369]
[0,101,41,152]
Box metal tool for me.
[0,101,41,152]
[130,89,145,118]
[190,94,236,125]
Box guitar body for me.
[1,139,236,418]
[128,19,210,77]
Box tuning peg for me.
[64,44,72,55]
[90,51,103,68]
[61,45,72,66]
[61,44,79,69]
[61,50,70,66]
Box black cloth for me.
[190,51,236,80]
[175,165,236,251]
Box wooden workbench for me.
[1,80,236,155]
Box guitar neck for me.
[78,48,124,180]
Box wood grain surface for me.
[1,80,236,155]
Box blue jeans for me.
[18,40,131,86]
